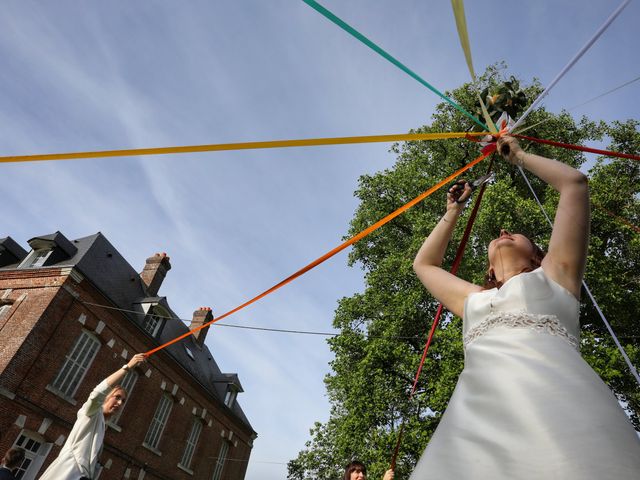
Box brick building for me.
[0,232,256,480]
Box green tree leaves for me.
[288,68,639,480]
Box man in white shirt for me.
[39,353,146,480]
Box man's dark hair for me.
[2,447,25,470]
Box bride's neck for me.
[494,260,534,285]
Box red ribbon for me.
[515,134,640,162]
[390,155,495,469]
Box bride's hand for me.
[447,180,472,210]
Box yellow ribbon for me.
[451,0,497,133]
[0,132,489,164]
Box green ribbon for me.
[302,0,487,130]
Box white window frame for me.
[20,249,52,269]
[224,388,237,408]
[142,306,168,337]
[107,369,139,426]
[142,314,162,336]
[12,430,52,480]
[144,394,173,450]
[184,345,195,360]
[211,441,230,480]
[50,330,101,398]
[179,418,203,471]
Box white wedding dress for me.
[410,267,640,479]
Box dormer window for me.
[0,236,28,267]
[214,373,243,409]
[21,249,52,268]
[19,232,77,269]
[143,311,163,337]
[142,306,169,338]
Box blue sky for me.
[2,1,638,479]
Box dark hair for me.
[344,460,367,480]
[2,447,25,470]
[483,237,546,289]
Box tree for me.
[288,65,640,480]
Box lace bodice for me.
[463,267,580,349]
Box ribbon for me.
[302,0,487,130]
[0,132,489,164]
[515,134,640,162]
[145,149,492,356]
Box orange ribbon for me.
[145,149,493,356]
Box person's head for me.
[102,385,127,418]
[485,230,545,288]
[344,460,367,480]
[2,447,25,471]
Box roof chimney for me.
[140,253,171,296]
[190,307,213,346]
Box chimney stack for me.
[140,253,171,296]
[190,307,213,346]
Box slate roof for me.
[0,237,28,267]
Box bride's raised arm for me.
[496,135,590,298]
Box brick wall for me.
[0,268,253,480]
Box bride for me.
[410,134,640,479]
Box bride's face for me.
[488,230,535,264]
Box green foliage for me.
[288,66,640,480]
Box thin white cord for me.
[517,165,640,386]
[511,0,631,131]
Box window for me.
[0,304,11,318]
[184,345,195,360]
[13,433,42,479]
[179,419,203,470]
[21,249,52,268]
[108,369,139,425]
[224,388,237,408]
[50,331,101,397]
[142,307,168,337]
[12,431,52,480]
[142,314,162,336]
[211,441,230,480]
[144,394,173,450]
